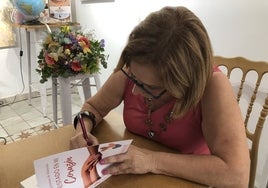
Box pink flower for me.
[45,53,55,66]
[70,60,82,71]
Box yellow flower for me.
[48,41,60,49]
[61,25,70,33]
[81,64,90,73]
[47,47,63,62]
[83,47,91,54]
[44,35,52,45]
[65,49,71,55]
[48,53,59,62]
[78,41,91,54]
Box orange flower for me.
[78,36,89,46]
[78,36,91,53]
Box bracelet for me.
[73,111,96,131]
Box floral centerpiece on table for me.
[36,25,108,83]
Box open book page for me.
[20,174,38,188]
[34,139,133,188]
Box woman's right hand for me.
[70,131,99,149]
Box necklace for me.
[144,98,175,138]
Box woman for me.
[70,6,250,187]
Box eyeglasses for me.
[121,68,166,99]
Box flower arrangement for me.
[36,25,108,83]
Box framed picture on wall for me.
[0,4,16,49]
[48,0,72,22]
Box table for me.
[0,111,206,188]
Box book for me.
[20,174,38,188]
[32,139,132,188]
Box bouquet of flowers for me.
[36,25,108,83]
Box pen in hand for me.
[77,112,93,146]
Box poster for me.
[48,0,72,22]
[0,1,16,48]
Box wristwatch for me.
[73,111,96,131]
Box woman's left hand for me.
[100,145,155,175]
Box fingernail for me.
[102,169,108,175]
[99,159,105,165]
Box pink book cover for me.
[34,139,133,188]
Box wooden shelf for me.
[12,22,80,30]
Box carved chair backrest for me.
[214,56,268,188]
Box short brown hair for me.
[115,6,213,117]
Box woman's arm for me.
[70,70,127,148]
[100,72,250,188]
[82,70,127,124]
[151,72,249,187]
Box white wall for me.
[0,0,268,187]
[2,0,268,98]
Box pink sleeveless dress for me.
[122,68,220,154]
[122,82,208,154]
